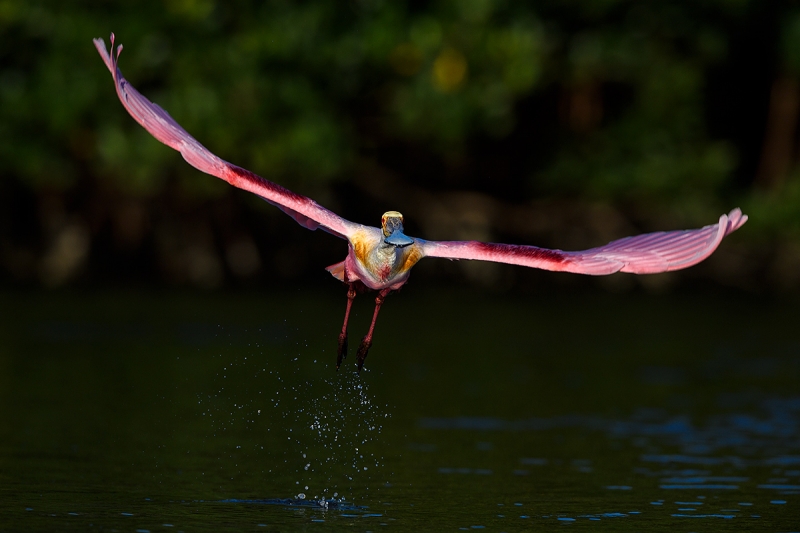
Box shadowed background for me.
[1,0,798,292]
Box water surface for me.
[0,289,798,530]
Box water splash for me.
[195,326,391,503]
[290,370,390,502]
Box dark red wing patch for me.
[226,164,309,205]
[474,242,568,264]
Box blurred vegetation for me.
[1,0,799,291]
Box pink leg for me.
[336,284,357,370]
[356,289,391,372]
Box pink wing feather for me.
[420,208,747,275]
[93,34,360,240]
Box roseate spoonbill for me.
[94,35,748,372]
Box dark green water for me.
[1,288,798,531]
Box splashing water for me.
[196,330,391,504]
[291,370,390,503]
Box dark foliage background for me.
[1,0,798,292]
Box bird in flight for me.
[94,35,747,372]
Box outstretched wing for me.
[419,208,747,275]
[94,34,361,240]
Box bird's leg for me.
[336,284,357,370]
[356,289,391,373]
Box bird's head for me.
[381,211,414,248]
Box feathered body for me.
[327,228,423,291]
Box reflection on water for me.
[421,396,800,480]
[419,399,799,524]
[0,289,798,530]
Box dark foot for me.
[355,338,372,373]
[336,332,348,370]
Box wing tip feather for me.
[658,210,731,272]
[726,208,747,234]
[93,33,121,75]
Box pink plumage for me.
[95,34,748,370]
[94,33,746,281]
[420,208,747,275]
[93,34,360,241]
